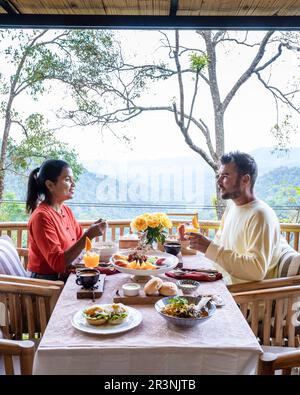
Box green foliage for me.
[0,191,27,221]
[6,113,83,180]
[0,29,121,198]
[189,53,209,72]
[256,166,300,221]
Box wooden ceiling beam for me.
[0,14,300,29]
[170,0,179,16]
[0,0,19,14]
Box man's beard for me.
[219,178,242,200]
[221,190,242,200]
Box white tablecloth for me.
[33,255,262,375]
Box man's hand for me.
[186,232,211,254]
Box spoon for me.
[195,296,212,311]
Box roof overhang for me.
[1,15,300,30]
[0,1,300,30]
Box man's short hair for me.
[220,151,258,190]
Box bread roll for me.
[159,282,178,296]
[144,277,163,295]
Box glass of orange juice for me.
[184,223,200,234]
[83,249,100,268]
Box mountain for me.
[3,147,300,221]
[250,147,300,175]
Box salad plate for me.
[72,305,142,335]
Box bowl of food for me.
[155,295,215,327]
[176,279,200,295]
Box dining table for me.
[33,253,262,375]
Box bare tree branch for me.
[222,31,274,112]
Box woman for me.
[26,159,107,281]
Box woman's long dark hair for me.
[26,159,69,214]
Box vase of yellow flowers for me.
[130,213,173,250]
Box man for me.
[188,151,289,284]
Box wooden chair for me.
[0,274,64,314]
[227,275,300,294]
[0,280,63,341]
[0,339,34,375]
[232,285,300,348]
[258,350,300,375]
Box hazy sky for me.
[1,29,300,162]
[57,30,300,161]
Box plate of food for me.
[72,303,142,335]
[110,250,178,280]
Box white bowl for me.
[93,241,118,263]
[122,283,141,296]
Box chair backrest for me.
[258,350,300,375]
[233,285,300,347]
[0,236,27,277]
[0,339,34,375]
[0,280,62,340]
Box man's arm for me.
[189,211,279,282]
[205,212,278,281]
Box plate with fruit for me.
[110,249,178,280]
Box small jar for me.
[122,283,141,296]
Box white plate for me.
[110,250,178,276]
[72,305,142,335]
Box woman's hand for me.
[86,218,107,240]
[186,232,211,254]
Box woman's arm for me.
[64,221,107,267]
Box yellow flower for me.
[147,214,160,228]
[130,212,173,247]
[157,213,172,228]
[130,216,148,232]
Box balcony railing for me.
[0,219,299,252]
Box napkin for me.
[95,266,120,276]
[165,270,222,282]
[73,262,120,276]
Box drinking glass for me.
[83,249,100,268]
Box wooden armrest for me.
[232,285,300,302]
[227,275,300,293]
[0,339,35,375]
[0,274,64,290]
[0,339,35,353]
[258,350,300,375]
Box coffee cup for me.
[76,268,99,289]
[164,242,181,256]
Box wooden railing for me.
[0,219,299,252]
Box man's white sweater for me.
[205,199,284,284]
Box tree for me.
[61,30,300,218]
[0,29,118,199]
